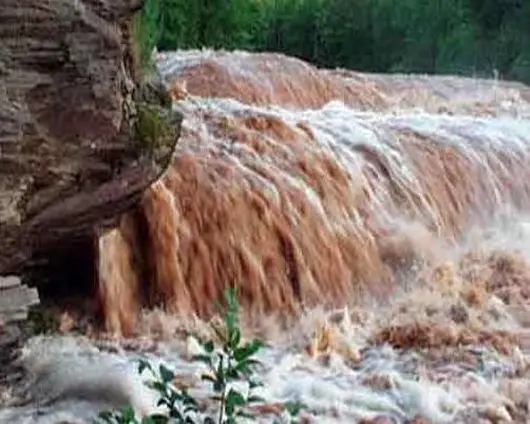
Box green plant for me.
[193,287,265,423]
[140,360,200,423]
[132,102,181,159]
[96,288,303,424]
[144,0,530,84]
[133,103,165,152]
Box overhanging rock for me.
[0,0,179,276]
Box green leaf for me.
[151,381,167,394]
[230,328,241,349]
[156,398,169,408]
[213,357,225,392]
[203,340,215,353]
[185,394,197,404]
[234,358,261,375]
[159,364,175,383]
[249,379,264,389]
[236,410,256,419]
[184,405,198,414]
[121,407,136,422]
[141,415,168,424]
[234,340,263,361]
[225,367,239,380]
[225,389,246,415]
[169,409,184,420]
[284,401,303,417]
[223,287,239,335]
[201,374,217,385]
[138,359,153,375]
[168,391,180,404]
[247,395,265,404]
[182,391,198,406]
[192,354,213,366]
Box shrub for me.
[96,288,303,424]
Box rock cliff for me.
[0,0,179,275]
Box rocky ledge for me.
[0,0,180,275]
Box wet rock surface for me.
[0,0,179,275]
[0,276,40,406]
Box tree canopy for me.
[138,0,530,83]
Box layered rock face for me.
[0,0,178,275]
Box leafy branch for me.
[96,288,303,424]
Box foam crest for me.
[158,49,530,117]
[0,336,163,422]
[7,47,530,424]
[9,216,530,422]
[95,87,530,334]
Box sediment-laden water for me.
[3,50,530,424]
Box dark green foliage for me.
[192,287,267,423]
[134,0,530,84]
[131,0,160,73]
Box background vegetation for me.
[137,0,530,83]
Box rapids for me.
[3,50,530,423]
[101,50,530,335]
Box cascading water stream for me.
[97,51,530,335]
[5,50,530,424]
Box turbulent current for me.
[3,50,530,423]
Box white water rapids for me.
[3,50,530,424]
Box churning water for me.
[3,50,530,423]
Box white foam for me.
[5,50,530,423]
[1,336,163,422]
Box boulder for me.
[0,0,180,275]
[0,276,39,326]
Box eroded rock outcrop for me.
[0,0,180,275]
